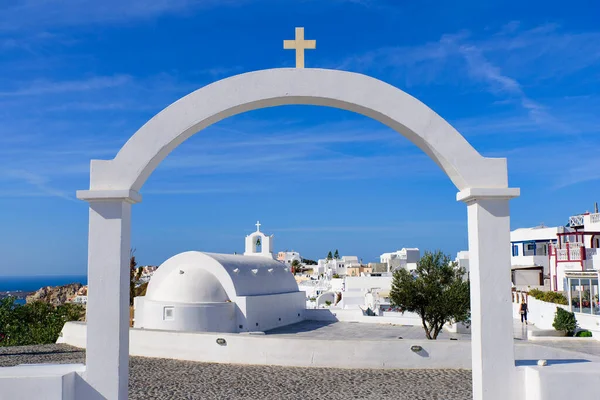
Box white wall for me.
[555,263,585,291]
[58,321,472,369]
[305,308,423,325]
[0,364,85,400]
[518,363,600,400]
[134,298,236,333]
[344,276,393,291]
[513,270,543,287]
[316,292,335,307]
[513,296,600,337]
[238,291,305,332]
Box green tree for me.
[389,250,470,340]
[334,249,339,259]
[291,259,301,273]
[327,251,333,260]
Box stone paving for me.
[528,339,600,357]
[265,320,468,340]
[265,319,535,341]
[0,344,473,400]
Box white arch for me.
[77,68,520,400]
[86,68,508,193]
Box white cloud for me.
[1,169,75,200]
[337,23,600,136]
[0,75,131,97]
[0,0,247,31]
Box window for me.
[163,306,174,321]
[512,244,519,256]
[527,244,535,251]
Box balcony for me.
[568,212,600,227]
[552,247,597,262]
[569,215,585,227]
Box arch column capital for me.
[457,187,520,203]
[77,189,142,204]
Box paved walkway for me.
[265,320,468,340]
[0,344,472,400]
[265,319,537,341]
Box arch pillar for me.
[458,188,520,400]
[77,190,141,400]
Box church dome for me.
[145,259,229,304]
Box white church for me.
[133,222,306,333]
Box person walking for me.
[520,299,528,324]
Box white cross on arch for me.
[255,220,261,231]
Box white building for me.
[380,248,420,272]
[548,212,600,291]
[137,265,159,283]
[454,251,470,280]
[505,208,600,291]
[133,222,305,333]
[338,275,393,310]
[277,251,302,265]
[510,225,562,288]
[133,252,304,333]
[315,255,361,277]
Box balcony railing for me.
[591,213,600,224]
[569,247,582,260]
[556,249,569,261]
[553,246,597,262]
[569,215,585,227]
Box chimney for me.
[595,202,598,214]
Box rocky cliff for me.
[26,282,84,306]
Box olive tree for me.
[389,250,470,340]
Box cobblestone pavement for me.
[0,344,473,400]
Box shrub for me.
[552,307,577,336]
[528,289,544,299]
[543,291,568,305]
[324,300,332,306]
[575,330,593,338]
[527,289,568,305]
[0,297,85,347]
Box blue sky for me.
[1,0,600,276]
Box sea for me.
[0,275,88,305]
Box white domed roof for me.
[144,251,299,304]
[146,261,229,304]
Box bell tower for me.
[244,221,274,259]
